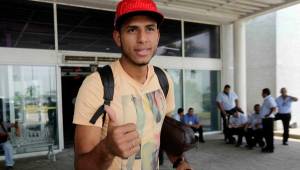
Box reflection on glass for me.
[0,65,57,154]
[157,19,182,57]
[166,69,183,113]
[57,5,119,53]
[184,70,220,131]
[0,0,54,49]
[184,22,220,58]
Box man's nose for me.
[137,30,148,43]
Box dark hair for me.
[177,108,184,113]
[262,88,271,95]
[254,104,260,108]
[188,107,194,112]
[224,84,231,89]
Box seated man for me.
[245,104,265,149]
[173,108,184,122]
[228,109,247,147]
[183,107,205,143]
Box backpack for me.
[89,65,196,156]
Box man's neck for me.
[120,57,148,84]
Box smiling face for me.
[113,15,160,67]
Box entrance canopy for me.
[38,0,300,24]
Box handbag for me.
[160,116,196,156]
[0,123,9,143]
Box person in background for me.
[216,85,243,143]
[0,115,20,170]
[260,88,277,153]
[173,108,184,122]
[183,107,205,143]
[275,87,298,145]
[227,109,247,147]
[245,104,264,149]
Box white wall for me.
[276,4,300,127]
[246,13,277,113]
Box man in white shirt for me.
[216,85,243,143]
[275,87,298,145]
[228,109,247,147]
[173,108,184,122]
[260,88,277,153]
[245,104,264,149]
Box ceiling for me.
[37,0,300,24]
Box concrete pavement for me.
[1,134,300,170]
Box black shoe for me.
[261,147,274,153]
[283,142,288,145]
[6,166,13,170]
[235,143,241,147]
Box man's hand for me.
[104,106,141,159]
[176,161,192,170]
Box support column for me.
[234,21,247,112]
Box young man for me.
[275,87,298,145]
[260,88,277,153]
[183,107,205,143]
[73,0,191,169]
[245,104,264,149]
[227,109,247,147]
[0,116,19,170]
[216,85,243,142]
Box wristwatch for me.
[173,157,184,168]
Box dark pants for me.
[245,128,264,147]
[262,118,274,150]
[275,113,291,143]
[228,127,244,145]
[192,126,204,142]
[221,109,236,141]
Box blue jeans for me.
[0,141,15,166]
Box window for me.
[184,22,220,58]
[184,70,220,131]
[0,0,54,49]
[166,69,183,112]
[57,5,119,53]
[157,19,182,57]
[0,65,58,153]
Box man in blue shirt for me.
[183,107,205,143]
[275,87,298,145]
[228,109,247,147]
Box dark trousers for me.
[275,113,291,143]
[228,127,244,144]
[245,128,264,147]
[192,126,204,142]
[221,109,236,141]
[262,118,274,150]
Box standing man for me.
[73,0,191,169]
[260,88,277,153]
[275,87,298,145]
[216,85,243,143]
[183,107,205,143]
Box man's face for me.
[188,109,194,115]
[254,105,260,113]
[281,88,287,96]
[224,87,230,94]
[113,15,160,66]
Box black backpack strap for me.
[89,65,114,125]
[154,66,169,97]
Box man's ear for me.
[113,30,121,47]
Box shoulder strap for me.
[154,66,169,97]
[0,122,8,134]
[89,65,114,124]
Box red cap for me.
[114,0,164,30]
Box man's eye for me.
[127,28,136,33]
[147,27,155,31]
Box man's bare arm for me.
[74,125,113,170]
